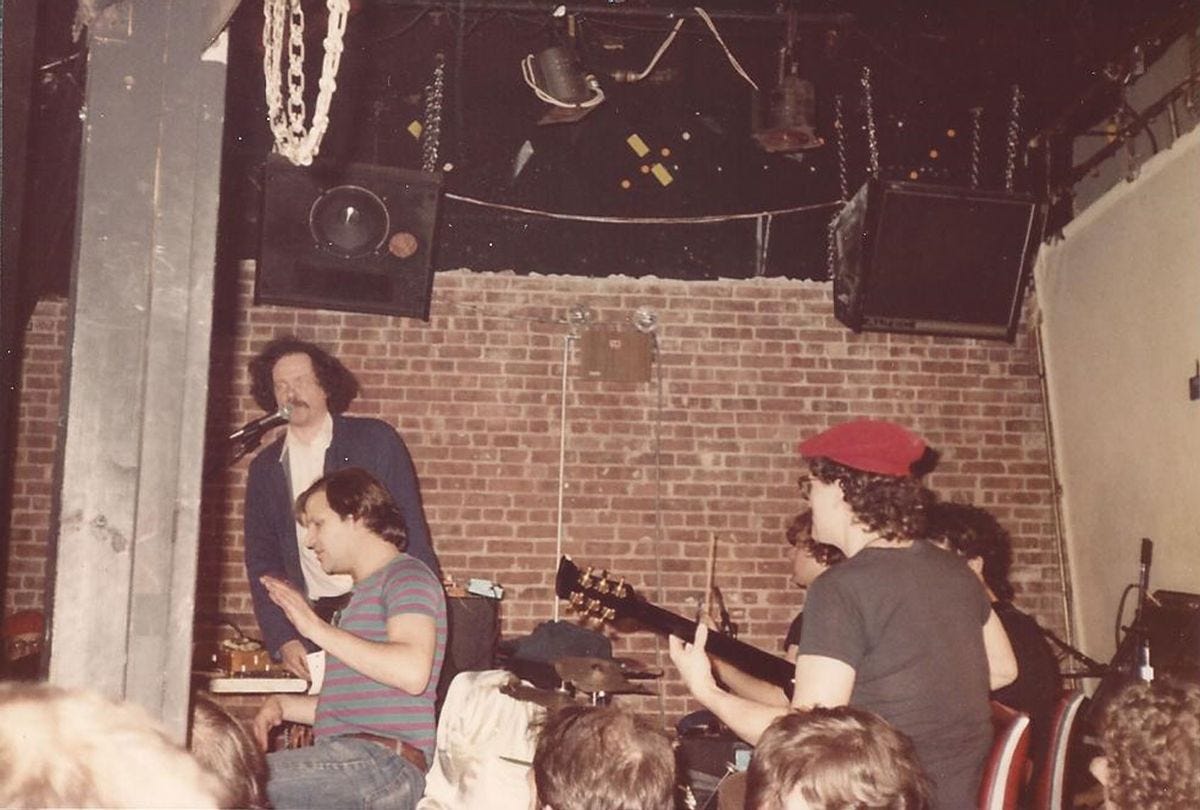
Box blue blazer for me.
[243,414,441,656]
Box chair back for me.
[978,701,1032,810]
[1031,690,1087,810]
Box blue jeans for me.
[266,737,426,810]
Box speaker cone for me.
[308,185,389,258]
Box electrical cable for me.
[443,192,841,224]
[1114,582,1137,650]
[692,6,759,91]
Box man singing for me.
[243,336,440,679]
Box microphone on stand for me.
[228,404,292,444]
[1135,537,1153,621]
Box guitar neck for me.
[627,599,795,695]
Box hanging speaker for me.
[257,155,441,319]
[832,180,1045,341]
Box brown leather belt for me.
[341,733,428,772]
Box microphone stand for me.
[1038,625,1108,679]
[203,426,272,480]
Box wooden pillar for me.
[48,0,228,740]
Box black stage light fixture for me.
[257,155,441,320]
[831,179,1046,342]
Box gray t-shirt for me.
[797,540,993,810]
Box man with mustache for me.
[243,336,440,680]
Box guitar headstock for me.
[555,556,640,624]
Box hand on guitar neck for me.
[555,557,794,699]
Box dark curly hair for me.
[247,336,360,414]
[785,512,846,567]
[746,706,932,810]
[805,457,932,543]
[925,501,1015,601]
[1100,678,1200,810]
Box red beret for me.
[798,419,927,477]
[2,610,45,638]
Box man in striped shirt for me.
[252,467,447,810]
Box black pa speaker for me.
[832,180,1046,341]
[257,156,441,319]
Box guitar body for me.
[555,557,795,698]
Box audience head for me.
[297,466,408,551]
[189,695,268,809]
[925,501,1015,601]
[785,512,845,588]
[1092,678,1200,809]
[532,704,676,810]
[798,420,934,547]
[248,335,359,415]
[745,706,931,810]
[0,682,221,808]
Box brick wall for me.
[7,266,1063,721]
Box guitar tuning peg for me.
[569,592,585,607]
[596,579,610,594]
[586,598,601,614]
[581,566,594,585]
[602,607,616,622]
[616,577,627,597]
[599,568,610,581]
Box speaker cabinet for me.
[257,156,441,319]
[832,180,1045,341]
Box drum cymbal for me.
[499,678,577,710]
[554,656,651,694]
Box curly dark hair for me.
[806,457,932,543]
[785,512,846,567]
[295,467,407,551]
[925,501,1015,601]
[1100,678,1200,810]
[746,706,932,810]
[247,336,359,414]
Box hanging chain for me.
[421,53,446,174]
[1003,84,1022,192]
[833,94,849,201]
[824,92,850,280]
[968,107,983,189]
[263,0,350,166]
[861,65,880,179]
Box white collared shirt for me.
[284,412,352,598]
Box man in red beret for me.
[670,419,1018,810]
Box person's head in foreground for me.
[744,706,932,810]
[0,682,221,808]
[1090,678,1200,810]
[797,419,934,554]
[190,694,268,809]
[532,704,677,810]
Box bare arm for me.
[711,657,791,708]
[262,575,437,694]
[669,624,790,745]
[790,655,855,709]
[252,694,318,750]
[983,608,1018,689]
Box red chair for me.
[1031,690,1087,810]
[978,701,1032,810]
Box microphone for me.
[228,404,292,443]
[1135,537,1153,624]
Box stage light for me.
[522,45,605,126]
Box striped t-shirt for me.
[314,553,447,760]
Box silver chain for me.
[421,53,446,174]
[262,0,350,166]
[1004,84,1022,192]
[833,94,849,201]
[968,107,982,189]
[861,65,880,178]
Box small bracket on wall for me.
[1189,360,1200,401]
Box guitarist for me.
[669,419,1018,810]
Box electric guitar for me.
[555,556,795,698]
